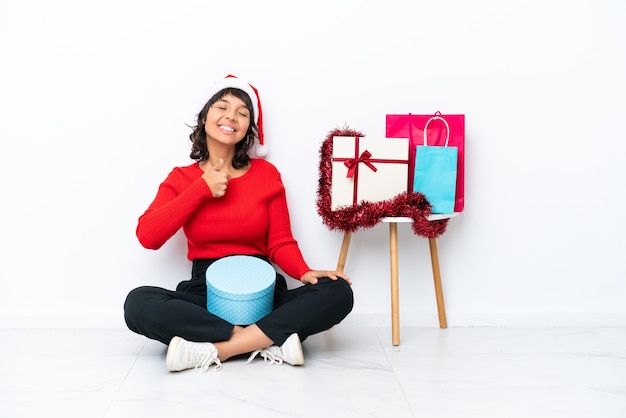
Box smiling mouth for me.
[219,125,235,133]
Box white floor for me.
[1,321,625,418]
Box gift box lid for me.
[206,255,275,301]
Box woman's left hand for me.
[301,270,352,286]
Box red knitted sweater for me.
[136,159,311,280]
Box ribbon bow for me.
[344,150,378,178]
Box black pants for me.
[124,258,354,346]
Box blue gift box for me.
[206,255,276,325]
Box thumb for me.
[211,158,224,171]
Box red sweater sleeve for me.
[264,171,312,280]
[136,167,213,250]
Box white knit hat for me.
[204,74,267,157]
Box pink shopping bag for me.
[386,111,465,212]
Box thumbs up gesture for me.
[202,159,231,198]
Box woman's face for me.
[204,93,251,146]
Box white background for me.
[1,0,624,328]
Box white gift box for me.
[331,136,409,210]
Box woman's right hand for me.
[202,158,231,198]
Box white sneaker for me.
[246,333,304,366]
[166,336,222,372]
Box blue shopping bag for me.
[413,116,458,214]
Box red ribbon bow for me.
[344,150,378,178]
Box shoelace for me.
[188,347,223,372]
[245,346,284,365]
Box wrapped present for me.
[206,255,276,325]
[331,136,409,210]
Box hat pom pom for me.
[250,138,268,158]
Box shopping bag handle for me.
[423,116,450,147]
